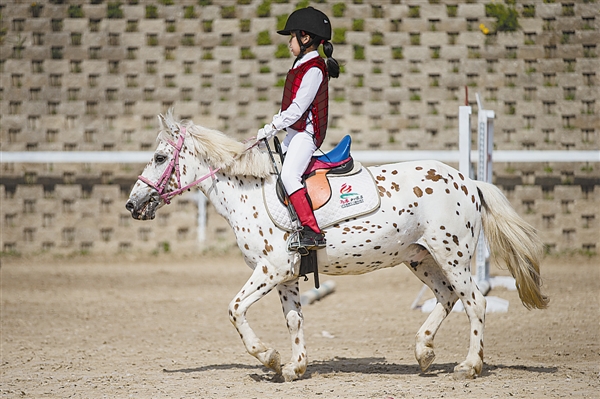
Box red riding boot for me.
[288,188,326,250]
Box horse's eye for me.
[155,154,167,164]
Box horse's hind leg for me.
[276,280,307,382]
[415,302,455,372]
[228,262,288,375]
[411,250,486,378]
[429,250,487,379]
[452,276,486,379]
[405,245,458,372]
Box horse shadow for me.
[163,357,557,382]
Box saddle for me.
[275,135,357,209]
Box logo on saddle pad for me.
[263,166,380,232]
[339,183,364,209]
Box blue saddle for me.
[315,135,352,164]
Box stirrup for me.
[288,226,326,253]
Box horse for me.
[125,110,548,382]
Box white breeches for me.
[280,131,317,195]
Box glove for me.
[257,123,277,141]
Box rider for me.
[257,6,340,250]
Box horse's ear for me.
[158,113,167,128]
[160,108,179,134]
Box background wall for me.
[1,0,598,255]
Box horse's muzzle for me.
[125,196,159,220]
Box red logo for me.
[340,183,352,194]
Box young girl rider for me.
[257,7,340,250]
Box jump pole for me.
[475,92,493,296]
[195,192,207,243]
[458,88,473,179]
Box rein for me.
[138,125,259,204]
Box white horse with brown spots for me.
[126,111,548,382]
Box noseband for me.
[137,126,220,204]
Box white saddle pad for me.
[263,166,381,232]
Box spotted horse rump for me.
[126,110,549,383]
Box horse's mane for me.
[157,109,273,179]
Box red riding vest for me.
[281,57,329,148]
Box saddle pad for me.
[263,167,381,232]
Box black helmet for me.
[277,7,331,41]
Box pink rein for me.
[138,126,259,204]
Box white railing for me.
[1,150,598,164]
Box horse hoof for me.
[282,363,306,382]
[264,348,282,374]
[417,349,436,372]
[453,363,477,380]
[282,368,299,382]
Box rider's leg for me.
[280,131,325,249]
[288,187,321,234]
[280,131,315,194]
[287,189,326,249]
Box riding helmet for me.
[277,7,331,41]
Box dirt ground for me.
[1,252,598,398]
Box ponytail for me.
[293,32,340,79]
[322,40,340,79]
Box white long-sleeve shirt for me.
[271,51,323,136]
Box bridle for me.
[137,126,220,204]
[137,125,260,204]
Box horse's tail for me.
[476,181,549,310]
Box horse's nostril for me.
[125,201,135,211]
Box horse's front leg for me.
[228,262,289,375]
[277,279,307,382]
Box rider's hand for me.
[257,123,277,141]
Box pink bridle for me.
[137,126,220,204]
